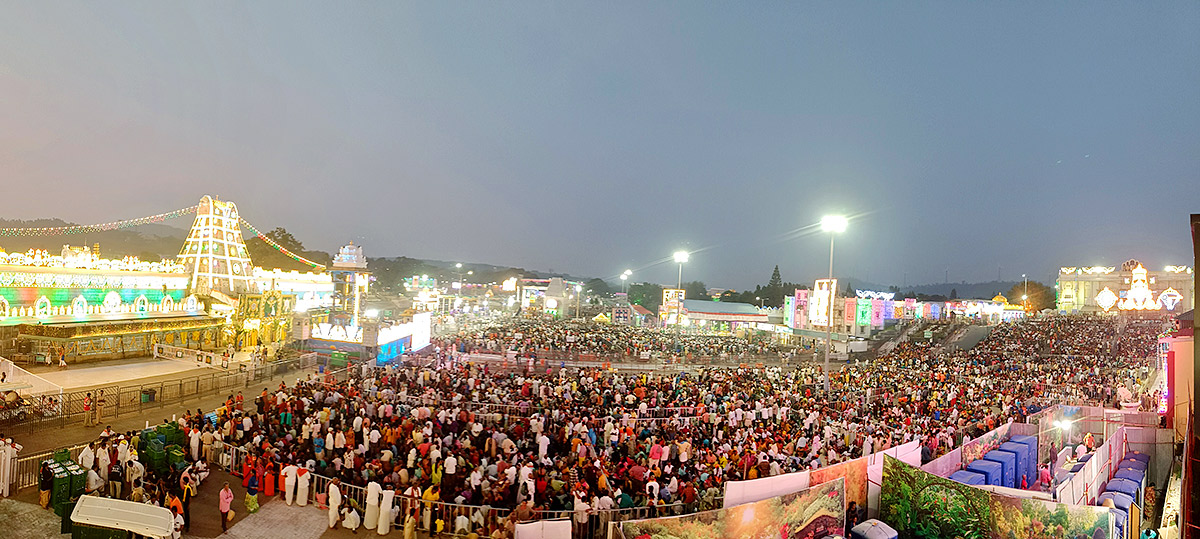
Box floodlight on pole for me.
[821,215,849,234]
[674,251,689,289]
[820,215,848,392]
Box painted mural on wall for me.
[809,455,867,510]
[620,477,844,539]
[879,455,1112,539]
[961,421,1012,465]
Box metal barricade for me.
[9,443,88,492]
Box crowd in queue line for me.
[43,315,1165,538]
[442,320,791,359]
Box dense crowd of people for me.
[53,314,1165,538]
[441,319,790,359]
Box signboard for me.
[808,279,836,327]
[783,296,795,328]
[870,299,884,326]
[924,330,933,339]
[855,298,871,326]
[612,306,632,325]
[844,297,856,325]
[929,303,941,319]
[883,299,895,320]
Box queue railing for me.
[7,442,89,493]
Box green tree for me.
[264,227,304,252]
[585,278,612,297]
[627,282,664,312]
[766,265,784,306]
[1006,281,1055,311]
[683,281,709,301]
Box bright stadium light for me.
[821,215,848,233]
[673,251,689,264]
[819,214,848,391]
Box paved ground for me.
[0,467,427,538]
[9,365,322,454]
[30,357,214,392]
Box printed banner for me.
[844,297,856,325]
[871,299,884,326]
[883,299,895,320]
[880,456,1112,539]
[627,478,845,539]
[856,298,871,326]
[961,421,1012,468]
[810,455,868,511]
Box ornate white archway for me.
[35,296,51,318]
[103,291,122,313]
[72,295,88,316]
[134,295,150,313]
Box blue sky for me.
[1,2,1197,289]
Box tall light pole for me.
[575,284,583,318]
[1023,273,1028,312]
[673,251,689,353]
[756,296,763,308]
[821,215,848,392]
[674,251,689,290]
[621,269,632,294]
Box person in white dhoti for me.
[283,464,298,505]
[378,489,395,535]
[296,468,311,506]
[96,445,111,482]
[342,504,361,532]
[328,478,343,529]
[189,428,201,462]
[364,481,381,531]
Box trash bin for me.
[58,500,76,534]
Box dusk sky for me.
[1,3,1197,290]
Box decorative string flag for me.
[0,206,199,237]
[238,217,326,270]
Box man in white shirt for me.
[171,506,185,539]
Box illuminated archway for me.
[184,294,200,312]
[0,296,8,317]
[103,291,122,313]
[134,295,150,313]
[160,295,175,313]
[72,295,88,316]
[35,296,52,318]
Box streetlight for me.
[820,215,848,392]
[575,284,583,318]
[620,273,629,294]
[672,251,689,353]
[673,251,689,289]
[756,296,763,308]
[1022,273,1028,312]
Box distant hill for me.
[839,276,1022,300]
[0,218,190,261]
